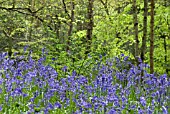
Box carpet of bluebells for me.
[0,51,169,114]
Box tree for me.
[28,0,35,41]
[99,0,109,16]
[150,0,155,74]
[141,0,148,63]
[0,0,169,74]
[62,0,75,51]
[132,0,139,63]
[85,0,94,55]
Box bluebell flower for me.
[62,66,67,72]
[162,106,168,114]
[114,101,120,107]
[74,110,83,114]
[121,53,124,57]
[47,103,54,110]
[0,79,3,85]
[43,108,49,114]
[27,111,32,114]
[147,106,153,114]
[151,99,156,106]
[138,107,144,114]
[140,97,146,107]
[130,105,136,110]
[54,102,61,109]
[84,102,92,109]
[23,45,29,52]
[0,105,2,111]
[28,104,34,110]
[0,88,2,94]
[99,55,102,59]
[29,97,34,102]
[51,58,55,61]
[121,96,127,103]
[23,93,28,97]
[108,108,116,114]
[94,102,99,110]
[124,56,129,61]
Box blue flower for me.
[108,108,116,114]
[0,105,2,111]
[62,66,67,72]
[140,97,146,107]
[138,107,144,114]
[124,56,129,61]
[51,58,55,61]
[47,103,54,110]
[23,45,29,52]
[54,102,61,109]
[147,106,153,114]
[121,53,124,57]
[162,106,168,114]
[94,102,99,110]
[0,88,2,94]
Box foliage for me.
[0,0,169,75]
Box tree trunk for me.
[150,0,155,74]
[85,0,94,55]
[12,0,16,8]
[3,29,12,57]
[29,0,35,41]
[67,0,75,51]
[141,0,148,62]
[133,0,139,63]
[54,15,61,39]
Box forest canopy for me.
[0,0,169,74]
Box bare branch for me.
[3,30,10,37]
[0,6,54,31]
[62,0,71,19]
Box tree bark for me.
[85,0,94,55]
[150,0,155,74]
[3,30,12,57]
[67,0,75,51]
[55,15,61,39]
[12,0,16,8]
[28,0,35,41]
[133,0,139,63]
[141,0,148,62]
